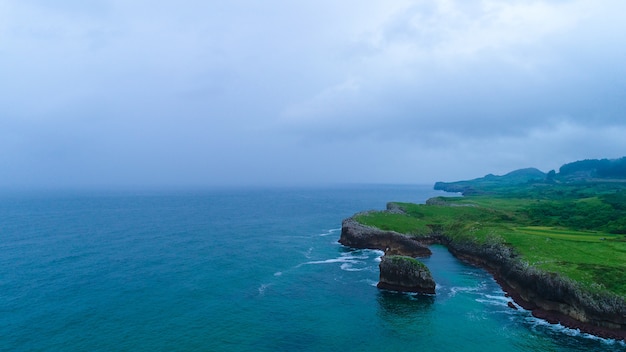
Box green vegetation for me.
[505,227,626,295]
[357,157,626,298]
[387,255,428,270]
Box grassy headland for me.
[356,158,626,299]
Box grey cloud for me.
[284,1,626,141]
[1,0,625,188]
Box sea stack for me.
[377,255,436,294]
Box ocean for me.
[1,185,624,351]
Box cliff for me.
[445,239,626,340]
[339,217,431,257]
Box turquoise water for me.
[1,185,624,351]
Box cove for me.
[375,245,515,350]
[374,245,622,351]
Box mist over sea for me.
[1,185,624,351]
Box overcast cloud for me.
[1,0,625,189]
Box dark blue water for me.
[1,185,624,351]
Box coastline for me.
[448,246,626,341]
[339,217,626,341]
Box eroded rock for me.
[377,255,436,294]
[339,218,431,257]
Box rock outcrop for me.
[339,218,431,257]
[377,255,436,294]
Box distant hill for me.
[435,157,626,195]
[434,167,546,195]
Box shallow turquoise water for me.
[1,186,624,351]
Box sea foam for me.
[318,228,341,237]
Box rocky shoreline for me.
[339,217,626,341]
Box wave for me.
[302,257,360,265]
[461,270,488,278]
[365,279,379,287]
[299,251,374,270]
[340,263,365,272]
[371,250,384,261]
[475,298,508,307]
[294,248,387,279]
[318,228,341,236]
[341,252,369,260]
[484,294,510,302]
[258,283,272,296]
[448,284,485,297]
[475,294,511,306]
[526,316,626,345]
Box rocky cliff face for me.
[377,255,436,294]
[446,240,626,340]
[339,218,431,257]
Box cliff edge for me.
[339,217,431,257]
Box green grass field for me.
[504,227,626,294]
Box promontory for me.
[339,157,626,341]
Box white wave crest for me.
[258,283,271,295]
[475,298,508,307]
[302,257,358,265]
[371,250,385,262]
[299,251,372,270]
[365,279,379,287]
[340,263,365,272]
[449,285,481,297]
[318,228,341,236]
[526,316,626,345]
[482,294,511,303]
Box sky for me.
[1,0,625,189]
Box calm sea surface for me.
[1,185,624,351]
